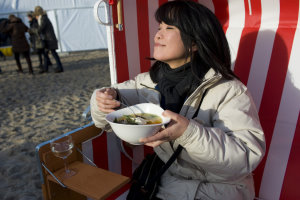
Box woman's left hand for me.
[140,110,189,147]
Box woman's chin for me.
[152,55,164,62]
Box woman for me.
[34,6,63,73]
[91,1,265,199]
[1,15,33,74]
[27,11,52,73]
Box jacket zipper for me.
[182,74,222,116]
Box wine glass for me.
[50,135,76,179]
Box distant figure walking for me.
[0,18,10,61]
[0,15,33,74]
[27,11,52,73]
[34,6,63,73]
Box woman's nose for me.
[155,31,162,40]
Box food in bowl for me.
[114,113,162,125]
[106,103,170,145]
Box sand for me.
[0,50,111,200]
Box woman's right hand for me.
[96,88,120,113]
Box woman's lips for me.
[154,43,164,47]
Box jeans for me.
[37,49,51,69]
[14,51,33,73]
[44,49,63,71]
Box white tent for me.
[0,0,108,52]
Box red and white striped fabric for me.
[85,0,300,199]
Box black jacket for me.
[38,14,58,50]
[1,17,29,53]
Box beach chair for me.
[36,0,300,199]
[35,123,135,200]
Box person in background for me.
[1,15,33,74]
[34,6,63,73]
[90,1,265,199]
[0,19,9,74]
[0,51,5,61]
[27,11,52,73]
[0,47,5,74]
[0,18,10,62]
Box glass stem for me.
[63,158,70,174]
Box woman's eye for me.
[166,27,174,29]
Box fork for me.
[119,102,146,120]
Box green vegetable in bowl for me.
[114,113,162,125]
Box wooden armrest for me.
[47,161,130,200]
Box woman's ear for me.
[192,43,198,52]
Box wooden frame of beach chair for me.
[35,123,130,200]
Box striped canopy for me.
[86,0,300,199]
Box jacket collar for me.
[203,68,221,82]
[180,68,222,118]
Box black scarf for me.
[156,62,202,113]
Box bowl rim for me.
[106,119,169,127]
[105,103,170,127]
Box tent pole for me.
[54,9,63,52]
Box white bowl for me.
[106,103,170,145]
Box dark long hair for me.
[150,0,238,82]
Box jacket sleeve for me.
[90,89,108,129]
[0,23,12,34]
[24,24,29,32]
[90,74,146,129]
[30,27,41,38]
[175,81,266,182]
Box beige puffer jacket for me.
[90,68,266,200]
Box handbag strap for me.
[154,89,206,174]
[192,89,207,119]
[147,145,183,186]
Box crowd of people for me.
[0,6,63,75]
